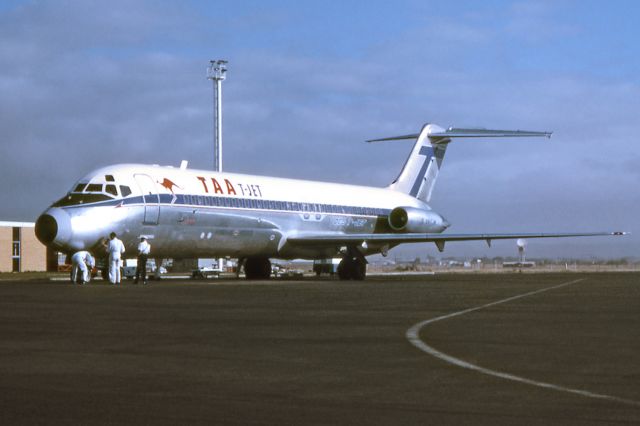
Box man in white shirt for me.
[71,251,95,285]
[134,236,151,285]
[107,232,125,285]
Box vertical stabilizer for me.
[386,123,449,203]
[367,124,552,203]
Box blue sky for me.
[1,0,639,258]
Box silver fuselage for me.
[36,164,448,260]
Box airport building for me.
[0,221,52,272]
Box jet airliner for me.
[35,123,624,280]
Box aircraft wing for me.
[286,231,626,252]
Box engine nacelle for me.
[388,206,448,233]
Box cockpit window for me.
[105,175,115,182]
[73,183,88,192]
[105,184,118,196]
[120,185,132,197]
[85,184,103,192]
[52,193,111,207]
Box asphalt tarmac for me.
[0,273,639,425]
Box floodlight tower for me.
[207,60,227,172]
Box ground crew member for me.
[134,236,151,285]
[71,251,95,285]
[107,232,125,285]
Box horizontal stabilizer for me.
[367,127,552,143]
[429,128,552,139]
[366,134,419,143]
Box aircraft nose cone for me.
[35,214,57,244]
[35,208,72,247]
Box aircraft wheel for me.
[338,257,367,280]
[245,257,271,280]
[352,260,366,281]
[337,258,351,280]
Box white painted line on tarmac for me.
[406,278,640,407]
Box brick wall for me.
[0,225,48,272]
[0,227,11,272]
[20,227,47,272]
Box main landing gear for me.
[244,257,272,280]
[337,248,367,281]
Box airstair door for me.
[134,174,160,225]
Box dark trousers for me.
[135,254,148,282]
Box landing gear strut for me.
[244,257,272,280]
[337,248,367,281]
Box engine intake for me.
[388,207,448,233]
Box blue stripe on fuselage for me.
[58,194,393,217]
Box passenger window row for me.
[180,194,386,216]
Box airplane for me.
[34,123,624,280]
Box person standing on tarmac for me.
[71,250,95,285]
[107,232,125,285]
[134,236,151,285]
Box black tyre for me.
[245,257,272,280]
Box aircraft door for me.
[134,174,160,225]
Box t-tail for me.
[367,124,552,203]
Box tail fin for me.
[368,124,551,203]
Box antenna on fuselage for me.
[207,59,227,172]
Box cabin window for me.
[105,185,118,197]
[119,186,132,197]
[52,193,111,207]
